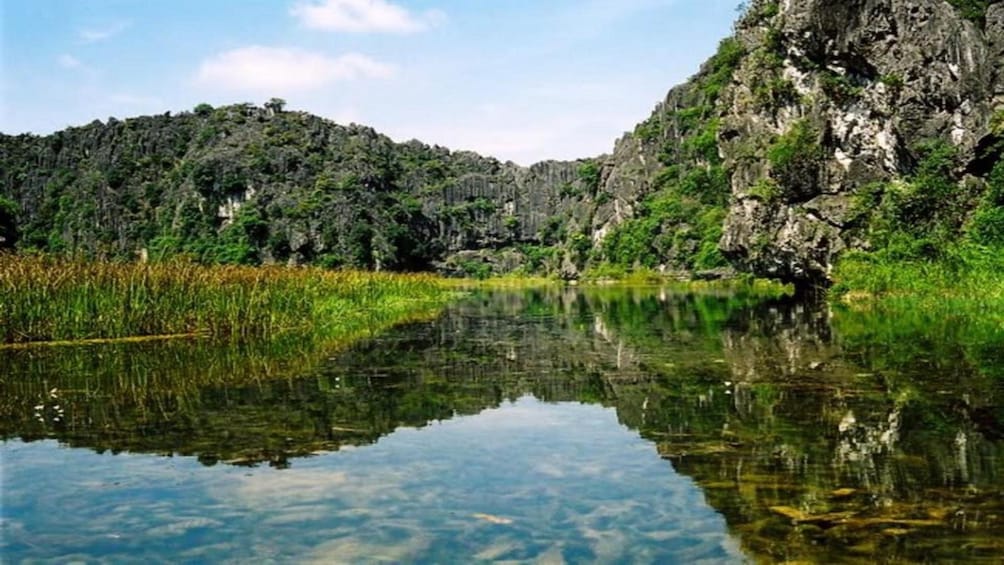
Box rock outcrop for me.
[719,0,1004,281]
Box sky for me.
[1,0,741,164]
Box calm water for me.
[2,288,1003,563]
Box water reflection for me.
[3,399,745,563]
[2,287,1003,562]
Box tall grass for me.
[0,255,451,344]
[831,244,1004,336]
[832,245,1004,303]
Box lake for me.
[2,287,1002,563]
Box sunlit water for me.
[2,287,1003,563]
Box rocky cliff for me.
[2,0,1003,283]
[589,0,1004,283]
[718,0,1004,281]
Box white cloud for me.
[194,46,395,94]
[290,0,443,33]
[56,53,98,79]
[57,54,82,69]
[79,21,131,43]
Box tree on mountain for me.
[265,97,287,115]
[0,196,19,250]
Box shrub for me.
[0,196,18,249]
[193,103,214,116]
[747,178,782,202]
[682,119,721,163]
[634,119,661,142]
[702,38,745,100]
[767,120,823,199]
[459,260,492,280]
[967,205,1004,247]
[753,77,799,109]
[819,71,863,103]
[945,0,993,25]
[879,74,905,90]
[577,160,601,193]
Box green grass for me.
[578,264,794,296]
[831,244,1004,337]
[0,254,452,344]
[443,274,560,289]
[831,251,1004,386]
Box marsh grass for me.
[832,245,1004,323]
[831,246,1004,365]
[0,255,450,344]
[579,266,794,298]
[442,275,561,289]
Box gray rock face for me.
[991,4,1004,99]
[718,0,1003,282]
[435,160,584,251]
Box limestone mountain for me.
[0,105,596,276]
[2,0,1003,284]
[596,0,1004,282]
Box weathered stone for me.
[720,0,1001,283]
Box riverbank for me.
[829,246,1004,353]
[0,255,452,345]
[14,248,999,350]
[831,246,1004,311]
[448,268,794,297]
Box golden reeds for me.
[0,254,450,344]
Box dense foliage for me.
[945,0,1000,25]
[833,139,1004,304]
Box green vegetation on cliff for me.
[597,38,743,273]
[833,143,1004,309]
[0,104,595,275]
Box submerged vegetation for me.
[0,255,449,345]
[4,286,1002,562]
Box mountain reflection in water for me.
[2,287,1003,563]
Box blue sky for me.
[1,0,740,164]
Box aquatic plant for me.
[0,254,450,344]
[831,243,1004,331]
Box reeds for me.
[832,245,1004,308]
[0,254,450,344]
